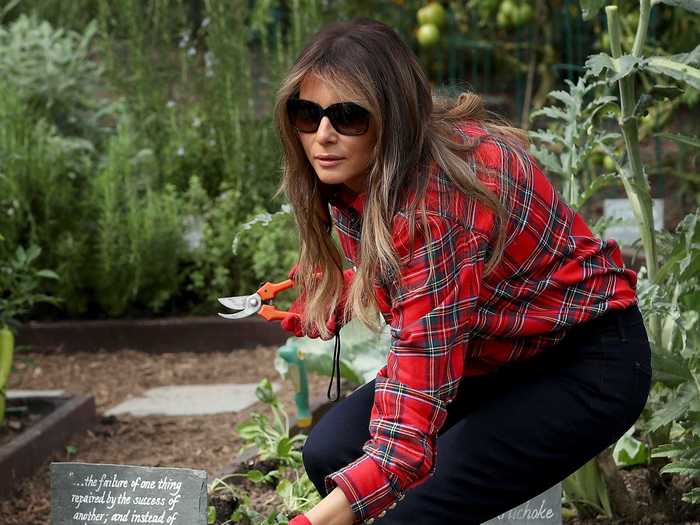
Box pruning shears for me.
[217,279,297,321]
[218,279,313,425]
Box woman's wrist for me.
[305,486,355,525]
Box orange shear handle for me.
[258,304,292,321]
[256,279,297,321]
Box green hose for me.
[277,340,311,428]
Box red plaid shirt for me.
[321,120,637,524]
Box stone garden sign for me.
[482,483,562,525]
[51,463,207,525]
[51,462,560,524]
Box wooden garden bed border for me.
[0,394,97,500]
[16,317,287,354]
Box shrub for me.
[92,122,186,316]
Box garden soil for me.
[0,345,333,525]
[1,346,699,524]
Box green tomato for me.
[417,2,447,27]
[496,10,510,27]
[417,5,429,25]
[500,0,516,18]
[515,3,533,25]
[416,23,441,46]
[603,156,616,171]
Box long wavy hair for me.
[273,17,529,337]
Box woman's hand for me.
[280,265,355,339]
[291,487,354,525]
[280,292,339,340]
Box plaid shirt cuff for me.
[325,454,406,524]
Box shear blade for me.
[218,296,248,310]
[218,308,257,320]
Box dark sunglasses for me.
[286,98,371,136]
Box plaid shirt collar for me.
[324,183,367,215]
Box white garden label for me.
[481,482,561,524]
[603,198,664,247]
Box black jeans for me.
[302,304,652,524]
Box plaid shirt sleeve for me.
[325,212,490,524]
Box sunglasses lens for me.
[287,98,371,136]
[287,99,321,133]
[329,103,371,135]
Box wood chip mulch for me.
[0,346,333,525]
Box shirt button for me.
[378,511,387,518]
[365,519,375,524]
[388,503,397,510]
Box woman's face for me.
[296,74,376,193]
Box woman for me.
[273,17,652,525]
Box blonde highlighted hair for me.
[273,17,529,337]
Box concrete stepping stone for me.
[104,382,282,417]
[7,389,66,399]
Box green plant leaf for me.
[530,106,569,122]
[653,438,700,460]
[275,478,293,500]
[207,505,216,525]
[651,0,700,14]
[547,89,578,108]
[277,437,293,458]
[246,470,265,483]
[655,132,700,150]
[527,130,567,146]
[235,420,265,439]
[651,348,693,386]
[681,487,700,504]
[648,383,699,432]
[24,245,41,264]
[0,0,20,23]
[672,44,700,66]
[255,378,277,404]
[579,0,608,20]
[528,146,563,176]
[613,427,649,467]
[586,54,644,82]
[649,84,686,99]
[563,457,611,517]
[653,443,686,459]
[660,462,700,477]
[35,269,59,280]
[654,209,700,283]
[646,54,700,90]
[15,246,27,266]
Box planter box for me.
[0,392,97,500]
[16,316,287,354]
